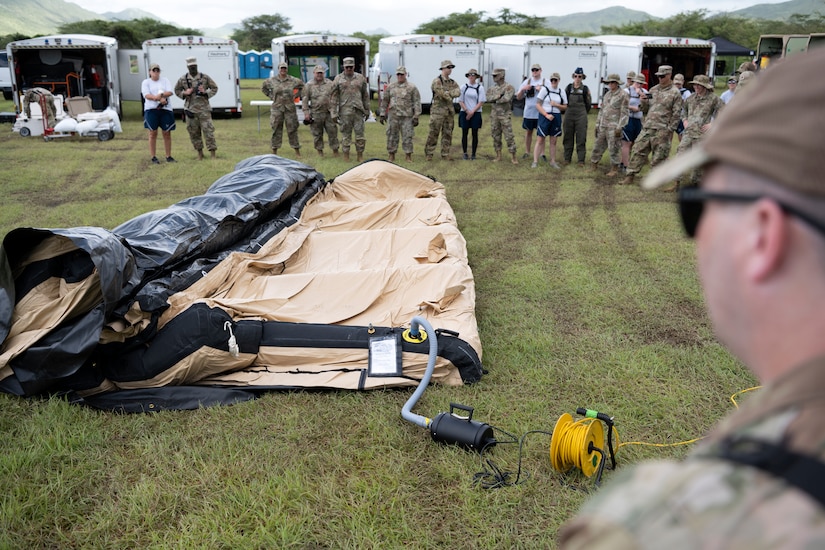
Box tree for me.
[58,18,201,48]
[231,15,292,52]
[414,9,552,40]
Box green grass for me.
[0,82,757,548]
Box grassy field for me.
[0,81,757,548]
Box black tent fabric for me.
[710,37,755,57]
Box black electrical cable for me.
[473,428,553,489]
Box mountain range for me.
[1,0,822,38]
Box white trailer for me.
[484,35,605,106]
[376,34,486,111]
[270,34,369,81]
[7,34,122,115]
[590,35,716,88]
[142,36,242,117]
[117,48,146,102]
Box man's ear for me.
[746,199,788,283]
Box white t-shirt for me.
[536,84,567,115]
[519,75,547,119]
[720,89,735,104]
[141,76,173,112]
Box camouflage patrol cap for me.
[644,49,825,198]
[343,57,355,67]
[688,74,713,90]
[673,73,685,83]
[655,65,673,76]
[186,57,197,66]
[549,72,561,80]
[626,70,636,79]
[396,66,407,75]
[441,59,455,69]
[149,63,160,71]
[313,65,325,73]
[278,62,288,69]
[492,68,505,76]
[604,74,621,83]
[531,63,542,70]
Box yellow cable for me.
[549,413,610,477]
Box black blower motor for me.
[429,403,495,452]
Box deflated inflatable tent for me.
[0,156,483,411]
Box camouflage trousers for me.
[590,125,622,166]
[270,107,300,150]
[185,112,216,152]
[675,130,704,185]
[626,127,673,176]
[309,111,339,153]
[425,111,455,158]
[490,110,516,153]
[339,110,366,154]
[386,115,416,154]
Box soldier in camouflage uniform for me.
[261,62,303,158]
[23,87,57,128]
[174,57,218,159]
[425,59,461,161]
[302,65,339,157]
[621,65,683,185]
[589,74,628,177]
[379,65,421,162]
[486,68,518,164]
[331,57,370,162]
[561,50,825,549]
[670,74,724,189]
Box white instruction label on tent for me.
[368,334,402,377]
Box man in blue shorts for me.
[517,64,547,160]
[141,63,176,164]
[533,72,567,169]
[621,74,647,173]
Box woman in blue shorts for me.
[533,72,567,169]
[621,74,647,172]
[141,63,176,164]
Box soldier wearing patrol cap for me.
[261,61,304,158]
[379,65,421,162]
[301,65,339,157]
[174,56,219,159]
[425,59,461,161]
[621,64,683,185]
[331,56,370,162]
[589,73,628,176]
[562,47,825,550]
[486,67,518,164]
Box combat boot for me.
[343,151,350,161]
[426,155,433,161]
[493,151,502,162]
[388,152,395,162]
[272,148,278,156]
[210,150,216,160]
[317,149,324,157]
[294,148,302,159]
[587,162,597,172]
[405,153,412,162]
[605,165,619,177]
[357,152,364,162]
[332,149,340,157]
[511,151,518,165]
[197,150,204,160]
[621,174,635,186]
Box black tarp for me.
[710,37,755,57]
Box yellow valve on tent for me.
[402,327,428,343]
[549,413,605,477]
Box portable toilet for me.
[260,51,273,77]
[238,51,246,78]
[244,51,260,79]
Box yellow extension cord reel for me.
[549,408,618,486]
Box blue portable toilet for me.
[244,51,261,79]
[238,51,246,79]
[260,51,273,78]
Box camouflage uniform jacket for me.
[262,74,304,112]
[641,82,682,132]
[486,81,515,116]
[174,72,218,115]
[681,92,724,139]
[380,80,422,118]
[596,88,629,130]
[302,78,335,117]
[330,72,370,118]
[430,75,461,116]
[560,355,825,549]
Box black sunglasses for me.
[151,68,160,72]
[531,68,540,72]
[678,187,825,238]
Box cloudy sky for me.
[72,0,784,35]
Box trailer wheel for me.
[97,129,112,142]
[19,127,31,137]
